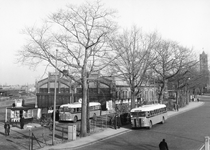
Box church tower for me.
[200,51,208,73]
[199,51,209,92]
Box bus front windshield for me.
[131,111,146,117]
[59,107,74,113]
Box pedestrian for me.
[159,139,169,150]
[113,113,117,129]
[4,121,10,136]
[20,117,24,129]
[56,110,59,121]
[116,113,122,128]
[173,103,176,111]
[176,104,179,111]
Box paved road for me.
[0,95,208,150]
[77,102,210,150]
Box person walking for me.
[173,103,177,111]
[113,113,117,129]
[116,113,122,129]
[159,139,169,150]
[4,121,10,136]
[20,117,24,129]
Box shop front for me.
[6,99,38,126]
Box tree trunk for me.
[81,74,88,137]
[130,89,135,109]
[158,85,164,103]
[87,87,90,133]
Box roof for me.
[7,103,36,111]
[130,104,166,112]
[60,102,101,108]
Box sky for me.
[0,0,210,85]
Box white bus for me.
[130,104,167,129]
[59,102,101,122]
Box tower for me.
[200,51,208,73]
[199,51,209,92]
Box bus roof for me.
[60,102,101,108]
[130,104,166,112]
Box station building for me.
[36,72,158,113]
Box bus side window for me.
[154,110,157,115]
[70,108,74,113]
[147,111,150,117]
[163,108,166,112]
[89,106,94,111]
[150,111,154,116]
[95,105,100,110]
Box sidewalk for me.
[39,101,204,150]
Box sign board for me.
[15,99,22,107]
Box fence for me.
[27,112,131,149]
[199,136,210,150]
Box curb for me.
[72,129,131,150]
[167,102,204,118]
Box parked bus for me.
[59,102,101,122]
[130,104,167,129]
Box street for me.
[78,101,210,150]
[0,96,209,150]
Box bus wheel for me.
[161,117,165,124]
[73,116,78,123]
[149,121,152,129]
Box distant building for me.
[199,51,210,92]
[200,51,208,72]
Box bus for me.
[130,104,167,129]
[59,102,101,122]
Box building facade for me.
[36,72,158,112]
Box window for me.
[89,106,94,111]
[150,111,154,116]
[77,108,81,112]
[147,111,151,117]
[131,112,138,117]
[138,112,146,117]
[95,105,101,110]
[63,107,70,112]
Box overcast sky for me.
[0,0,210,85]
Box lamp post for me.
[52,49,58,145]
[27,125,33,150]
[187,78,191,104]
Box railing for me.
[27,113,130,149]
[199,136,210,150]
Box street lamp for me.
[52,49,58,145]
[26,125,33,150]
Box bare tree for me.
[187,63,209,94]
[151,40,196,103]
[17,1,117,137]
[108,27,159,109]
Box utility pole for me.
[52,49,58,145]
